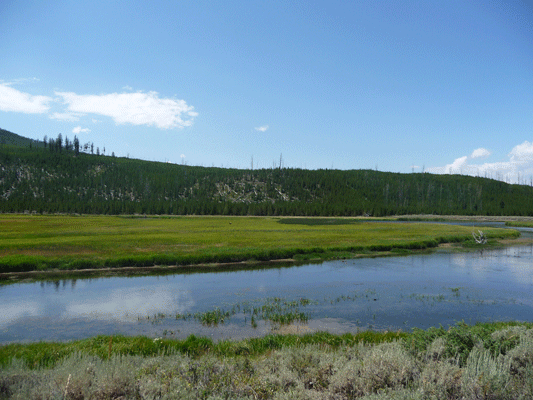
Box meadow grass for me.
[506,221,533,228]
[0,215,519,274]
[2,322,533,399]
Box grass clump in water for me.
[169,297,314,328]
[195,308,230,326]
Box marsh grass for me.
[0,215,518,274]
[145,287,522,336]
[165,297,315,327]
[2,322,533,399]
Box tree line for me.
[1,131,533,216]
[41,133,113,157]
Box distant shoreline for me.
[394,214,533,222]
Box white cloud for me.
[427,141,533,184]
[255,125,269,132]
[444,156,468,174]
[55,90,197,129]
[49,112,81,122]
[72,126,91,134]
[0,83,52,114]
[0,83,197,130]
[509,141,533,163]
[470,148,491,159]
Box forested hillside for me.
[0,128,44,148]
[2,130,533,216]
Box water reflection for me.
[1,244,532,343]
[450,244,533,286]
[40,279,78,291]
[1,302,42,330]
[64,286,195,322]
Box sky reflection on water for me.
[1,244,532,343]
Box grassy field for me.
[2,321,533,399]
[506,221,533,228]
[0,215,519,275]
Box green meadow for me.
[0,214,519,275]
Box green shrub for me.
[331,341,419,397]
[3,323,533,399]
[461,345,512,399]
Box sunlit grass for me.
[0,215,519,273]
[506,221,533,228]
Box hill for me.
[1,131,533,216]
[0,128,44,148]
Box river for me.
[1,223,532,343]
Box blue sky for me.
[1,1,532,182]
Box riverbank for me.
[397,214,533,222]
[1,235,529,283]
[1,321,533,399]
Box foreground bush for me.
[2,323,533,399]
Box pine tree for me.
[56,133,63,153]
[73,136,80,156]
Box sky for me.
[1,1,532,183]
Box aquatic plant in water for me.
[168,296,315,327]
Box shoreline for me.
[393,214,533,222]
[2,235,530,283]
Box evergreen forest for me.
[2,128,533,216]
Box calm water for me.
[1,241,533,343]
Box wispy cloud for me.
[55,90,197,129]
[427,141,533,184]
[72,126,91,134]
[255,125,269,132]
[49,112,81,122]
[0,83,52,114]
